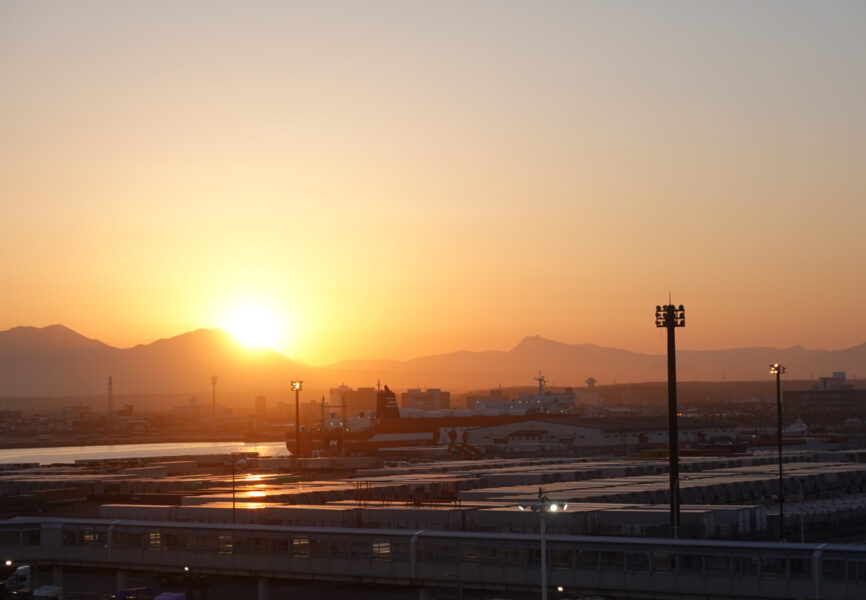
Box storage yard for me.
[4,449,866,542]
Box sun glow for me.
[223,304,286,351]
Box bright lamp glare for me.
[549,504,559,512]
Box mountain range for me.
[1,325,864,398]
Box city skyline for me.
[3,1,865,365]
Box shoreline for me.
[0,433,285,451]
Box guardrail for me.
[2,517,866,599]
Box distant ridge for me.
[0,325,302,397]
[0,324,109,353]
[0,326,864,397]
[324,334,866,389]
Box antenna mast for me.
[535,371,546,395]
[107,376,113,422]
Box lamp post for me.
[795,477,805,542]
[655,303,685,535]
[519,488,568,600]
[770,362,786,540]
[292,380,303,459]
[231,456,248,524]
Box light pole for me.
[770,362,786,540]
[231,456,248,524]
[795,477,805,542]
[519,488,568,600]
[655,303,685,535]
[292,380,303,459]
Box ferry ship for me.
[286,378,578,457]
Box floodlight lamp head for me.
[291,380,303,392]
[654,303,686,328]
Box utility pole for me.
[655,302,685,535]
[320,396,326,434]
[211,376,218,424]
[107,376,113,424]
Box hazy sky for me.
[2,1,865,365]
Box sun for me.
[223,304,285,351]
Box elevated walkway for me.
[2,517,865,599]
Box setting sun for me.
[223,304,285,351]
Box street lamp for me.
[770,362,786,540]
[519,488,568,600]
[231,456,248,524]
[655,303,685,535]
[292,380,303,459]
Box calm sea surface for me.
[0,440,289,465]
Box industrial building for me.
[785,372,866,427]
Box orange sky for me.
[2,2,865,365]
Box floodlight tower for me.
[770,362,786,540]
[518,488,568,600]
[655,302,685,535]
[292,380,303,458]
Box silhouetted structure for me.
[376,385,399,420]
[401,388,451,410]
[211,375,218,423]
[770,362,786,540]
[656,302,685,534]
[107,376,113,422]
[292,380,303,457]
[785,372,866,427]
[329,385,378,413]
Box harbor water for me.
[0,440,289,465]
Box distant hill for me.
[0,326,305,397]
[324,335,866,389]
[1,326,864,399]
[0,324,110,353]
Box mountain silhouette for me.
[0,326,302,397]
[1,326,864,398]
[325,335,866,389]
[0,325,109,353]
